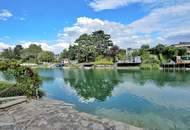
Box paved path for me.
[0,99,144,130]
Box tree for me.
[75,34,96,62]
[68,45,77,60]
[13,45,23,59]
[60,49,69,59]
[65,30,116,63]
[155,44,165,54]
[107,45,119,62]
[141,44,150,50]
[1,48,14,60]
[162,46,177,60]
[21,44,42,63]
[38,51,55,62]
[0,61,42,98]
[91,30,113,56]
[177,47,187,56]
[117,49,126,61]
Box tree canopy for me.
[60,30,121,63]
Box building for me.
[172,42,190,53]
[176,55,190,64]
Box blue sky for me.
[0,0,190,53]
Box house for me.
[172,42,190,53]
[63,58,69,64]
[176,55,190,64]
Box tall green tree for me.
[1,48,14,60]
[38,51,55,62]
[155,44,165,54]
[60,49,69,59]
[91,30,113,56]
[13,45,23,59]
[141,44,150,50]
[21,44,42,63]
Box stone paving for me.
[0,99,144,130]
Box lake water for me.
[39,68,190,130]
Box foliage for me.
[13,45,23,60]
[140,49,150,61]
[141,44,150,50]
[38,51,55,62]
[63,69,120,101]
[60,49,69,59]
[0,44,56,64]
[61,30,121,63]
[155,44,165,54]
[132,50,140,57]
[1,48,14,60]
[95,55,113,65]
[0,61,42,98]
[117,49,126,61]
[0,81,14,91]
[21,44,43,63]
[140,56,160,70]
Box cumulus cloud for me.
[58,1,190,48]
[19,41,69,54]
[128,2,190,44]
[0,40,69,54]
[0,42,11,50]
[89,0,189,11]
[89,0,152,11]
[58,17,151,49]
[0,9,13,21]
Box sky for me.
[0,0,190,53]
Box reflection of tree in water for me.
[63,69,121,101]
[117,70,190,87]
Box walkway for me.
[0,99,144,130]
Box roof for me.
[172,42,190,47]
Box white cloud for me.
[128,2,190,44]
[19,41,69,54]
[0,41,68,54]
[0,9,13,21]
[0,42,13,51]
[89,0,189,11]
[89,0,152,11]
[58,17,151,49]
[1,1,190,53]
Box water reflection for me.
[63,69,121,101]
[39,68,190,130]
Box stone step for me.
[0,98,27,109]
[0,96,26,102]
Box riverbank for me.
[0,99,144,130]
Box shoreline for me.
[0,99,144,130]
[21,63,190,71]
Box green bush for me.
[0,81,14,91]
[140,63,160,70]
[95,55,113,65]
[0,61,42,98]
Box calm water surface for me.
[39,68,190,130]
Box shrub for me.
[0,61,42,98]
[95,55,113,65]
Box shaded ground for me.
[0,99,144,130]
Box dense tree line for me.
[0,44,55,63]
[132,44,187,69]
